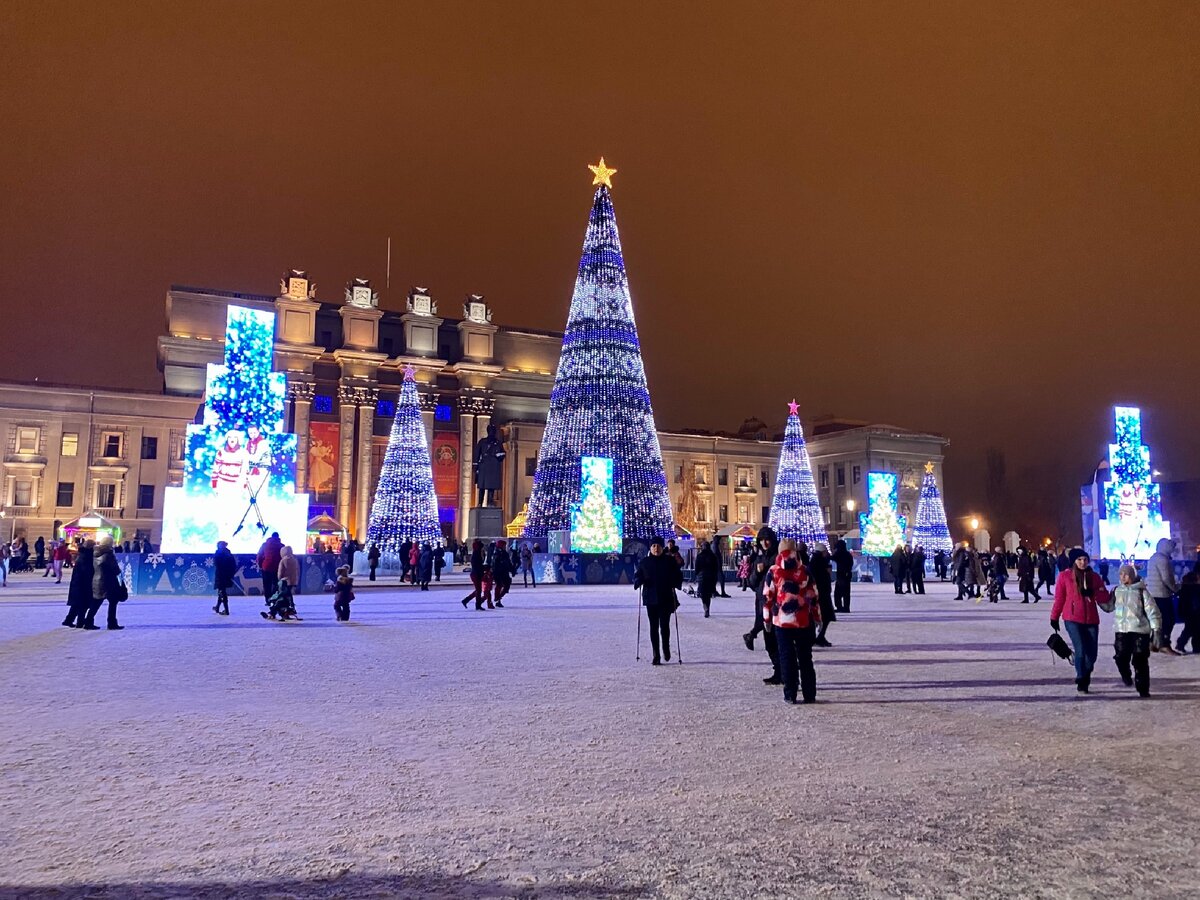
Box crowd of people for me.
[29,519,1200,702]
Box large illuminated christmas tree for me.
[523,159,675,544]
[768,400,827,546]
[366,366,442,563]
[911,462,953,554]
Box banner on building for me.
[432,432,460,500]
[308,422,340,503]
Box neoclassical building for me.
[0,270,948,546]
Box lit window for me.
[313,395,334,414]
[14,479,33,507]
[16,427,40,453]
[97,483,117,508]
[737,467,752,488]
[61,433,79,457]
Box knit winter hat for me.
[649,536,665,548]
[1068,548,1090,565]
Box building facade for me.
[0,272,948,546]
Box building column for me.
[290,381,315,492]
[458,408,476,541]
[355,388,378,541]
[336,385,359,534]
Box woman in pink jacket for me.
[1050,548,1111,693]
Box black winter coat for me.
[832,544,854,578]
[634,553,682,607]
[493,550,513,580]
[808,550,833,593]
[67,545,94,609]
[214,547,238,590]
[694,547,720,593]
[92,546,121,600]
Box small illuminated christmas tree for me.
[366,366,442,565]
[570,457,624,552]
[768,400,828,546]
[859,472,906,556]
[911,462,953,554]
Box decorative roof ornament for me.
[281,269,317,301]
[463,294,492,324]
[406,288,437,316]
[345,277,379,309]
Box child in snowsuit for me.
[475,565,495,610]
[1110,564,1162,697]
[764,546,821,704]
[333,565,355,621]
[262,580,299,620]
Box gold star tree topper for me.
[925,461,935,474]
[588,157,617,189]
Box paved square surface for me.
[2,574,1198,898]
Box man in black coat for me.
[634,537,682,665]
[891,545,909,594]
[910,546,926,595]
[62,540,95,627]
[694,540,720,617]
[745,526,782,684]
[832,539,854,612]
[213,541,237,615]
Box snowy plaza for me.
[3,576,1199,899]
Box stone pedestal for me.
[468,507,504,540]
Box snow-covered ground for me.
[2,573,1198,899]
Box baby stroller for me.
[261,580,302,621]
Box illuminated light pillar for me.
[336,384,358,534]
[355,388,377,542]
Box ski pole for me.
[635,593,642,661]
[673,606,682,664]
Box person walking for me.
[333,565,355,621]
[257,532,283,601]
[433,540,446,582]
[1016,547,1038,602]
[278,545,300,596]
[399,538,412,583]
[969,547,985,599]
[461,540,485,608]
[1036,549,1055,596]
[417,543,434,591]
[832,539,853,612]
[492,540,513,607]
[1146,538,1181,655]
[633,536,682,665]
[367,543,380,582]
[1050,548,1110,693]
[890,544,908,595]
[694,540,719,618]
[990,547,1010,600]
[35,535,46,573]
[910,545,926,595]
[743,526,779,673]
[62,539,95,627]
[1174,571,1200,654]
[520,542,536,587]
[763,541,819,704]
[0,539,9,586]
[1109,564,1161,698]
[809,541,836,647]
[86,533,123,631]
[713,536,731,598]
[51,539,70,583]
[213,540,237,615]
[933,549,947,581]
[408,542,421,586]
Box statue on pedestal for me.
[473,424,506,507]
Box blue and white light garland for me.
[366,366,442,559]
[768,401,827,546]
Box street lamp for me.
[845,499,857,513]
[969,517,980,531]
